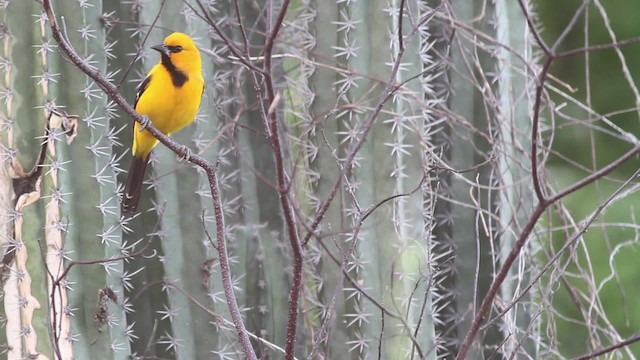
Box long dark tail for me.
[121,155,150,215]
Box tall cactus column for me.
[3,1,57,358]
[298,0,441,357]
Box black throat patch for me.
[160,54,188,87]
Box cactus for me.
[494,0,539,358]
[300,0,439,358]
[0,0,564,359]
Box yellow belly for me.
[132,65,203,158]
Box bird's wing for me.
[134,74,153,110]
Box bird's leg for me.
[137,115,151,131]
[178,145,192,163]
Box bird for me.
[121,32,204,215]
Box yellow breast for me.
[132,64,204,158]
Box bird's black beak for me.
[151,44,170,57]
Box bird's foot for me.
[138,115,151,131]
[178,146,192,163]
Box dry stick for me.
[41,1,257,359]
[142,320,160,359]
[116,0,166,88]
[313,235,402,320]
[436,3,640,359]
[398,0,406,52]
[555,35,640,59]
[168,280,299,359]
[455,203,546,360]
[506,310,543,360]
[186,3,299,355]
[188,0,265,75]
[530,57,553,203]
[305,226,363,360]
[454,2,640,357]
[517,0,550,54]
[257,1,308,358]
[573,333,640,360]
[306,179,428,359]
[378,309,384,360]
[410,277,433,360]
[206,163,258,359]
[487,334,514,360]
[551,0,590,51]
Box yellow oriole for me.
[121,32,204,214]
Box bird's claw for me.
[179,146,192,162]
[138,115,150,131]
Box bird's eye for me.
[169,45,183,53]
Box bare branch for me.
[573,333,640,360]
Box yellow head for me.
[151,32,201,74]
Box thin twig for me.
[551,0,589,51]
[188,0,265,75]
[556,35,640,59]
[573,333,640,360]
[256,1,306,358]
[517,0,550,55]
[398,0,406,52]
[116,0,166,88]
[530,57,553,203]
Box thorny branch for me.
[41,1,257,359]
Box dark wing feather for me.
[134,75,152,110]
